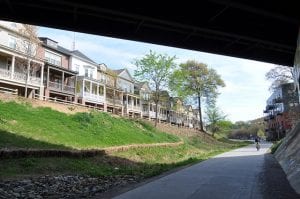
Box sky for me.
[38,27,275,122]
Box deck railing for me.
[0,68,41,85]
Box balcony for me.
[83,92,105,103]
[48,81,75,94]
[266,104,276,110]
[106,97,123,106]
[0,68,41,86]
[142,110,156,118]
[263,110,268,113]
[127,104,141,112]
[273,97,283,103]
[159,114,167,120]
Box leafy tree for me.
[134,50,176,126]
[217,120,234,133]
[169,60,225,131]
[265,65,293,91]
[257,129,265,139]
[205,105,226,137]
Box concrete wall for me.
[275,122,300,194]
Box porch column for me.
[40,64,44,87]
[103,84,106,102]
[27,60,30,83]
[10,55,15,79]
[148,103,151,120]
[126,94,129,115]
[89,81,92,94]
[39,63,44,100]
[62,72,65,91]
[47,67,50,88]
[96,84,99,97]
[121,91,124,116]
[82,80,85,97]
[74,75,78,103]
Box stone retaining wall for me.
[274,122,300,194]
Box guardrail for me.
[0,87,18,95]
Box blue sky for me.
[39,27,275,122]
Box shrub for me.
[271,140,283,154]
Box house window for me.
[84,67,93,78]
[84,81,90,92]
[45,51,61,66]
[99,86,104,95]
[8,36,17,49]
[85,68,89,77]
[23,40,34,56]
[75,64,79,72]
[92,83,97,94]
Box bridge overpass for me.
[0,1,300,66]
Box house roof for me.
[113,69,126,75]
[113,68,134,82]
[71,50,97,64]
[39,37,71,56]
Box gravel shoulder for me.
[259,153,300,199]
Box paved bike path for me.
[114,143,272,199]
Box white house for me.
[70,50,106,109]
[114,69,141,117]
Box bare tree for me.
[17,24,41,97]
[265,65,293,91]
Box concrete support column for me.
[10,55,15,79]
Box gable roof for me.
[39,37,71,56]
[113,68,134,82]
[71,50,97,64]
[113,69,125,75]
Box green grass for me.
[0,136,249,179]
[0,101,179,149]
[0,100,250,180]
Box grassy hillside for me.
[0,136,249,178]
[0,100,250,180]
[0,101,179,149]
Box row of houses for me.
[263,82,299,140]
[0,20,201,128]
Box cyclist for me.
[254,136,260,151]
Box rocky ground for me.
[0,175,141,199]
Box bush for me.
[271,140,283,154]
